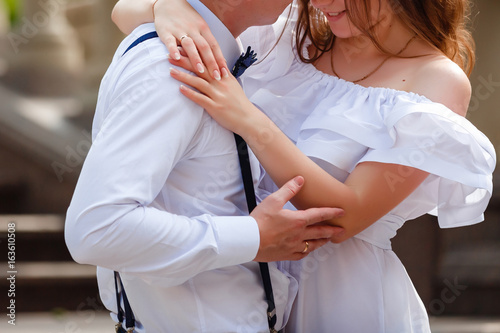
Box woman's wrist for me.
[239,108,281,149]
[152,0,160,20]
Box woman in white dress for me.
[113,0,496,332]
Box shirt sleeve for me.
[65,51,260,287]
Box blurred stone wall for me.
[0,0,124,213]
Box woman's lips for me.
[325,10,346,22]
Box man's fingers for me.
[295,239,328,254]
[303,239,329,253]
[302,224,345,241]
[269,176,305,206]
[287,239,329,261]
[301,207,344,226]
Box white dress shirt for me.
[65,1,295,331]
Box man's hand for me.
[252,176,345,262]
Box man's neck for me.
[200,0,247,37]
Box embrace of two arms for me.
[112,0,431,244]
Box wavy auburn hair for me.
[295,0,476,76]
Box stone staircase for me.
[0,215,102,313]
[0,81,103,314]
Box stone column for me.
[64,0,124,124]
[2,0,84,96]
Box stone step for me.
[0,215,72,261]
[0,261,100,312]
[0,178,28,213]
[0,215,101,312]
[0,261,96,280]
[0,214,65,233]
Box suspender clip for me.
[115,322,135,333]
[267,308,276,320]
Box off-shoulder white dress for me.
[241,6,496,333]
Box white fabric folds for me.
[242,20,496,230]
[298,88,495,229]
[240,6,496,332]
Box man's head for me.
[202,0,292,37]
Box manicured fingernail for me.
[167,53,171,59]
[174,52,181,60]
[169,67,180,75]
[221,67,229,78]
[180,85,187,91]
[197,63,205,73]
[213,70,221,81]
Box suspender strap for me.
[232,47,277,333]
[113,32,161,332]
[233,133,278,332]
[114,272,135,332]
[234,134,258,209]
[116,32,278,332]
[122,31,159,56]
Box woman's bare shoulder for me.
[409,54,471,116]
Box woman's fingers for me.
[168,56,194,73]
[162,34,182,60]
[170,67,211,95]
[169,55,214,83]
[151,0,225,79]
[178,32,226,81]
[179,84,212,109]
[179,36,206,75]
[198,28,228,80]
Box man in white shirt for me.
[65,0,343,331]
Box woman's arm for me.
[111,0,155,35]
[169,64,430,243]
[112,0,227,79]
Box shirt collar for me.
[187,0,243,69]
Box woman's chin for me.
[329,27,363,40]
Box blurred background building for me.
[0,0,499,332]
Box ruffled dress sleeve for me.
[297,90,496,228]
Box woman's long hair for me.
[295,0,476,76]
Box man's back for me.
[66,21,294,332]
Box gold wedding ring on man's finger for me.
[301,241,309,254]
[179,34,189,42]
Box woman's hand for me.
[112,0,228,80]
[154,0,228,80]
[169,57,262,137]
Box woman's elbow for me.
[327,215,370,244]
